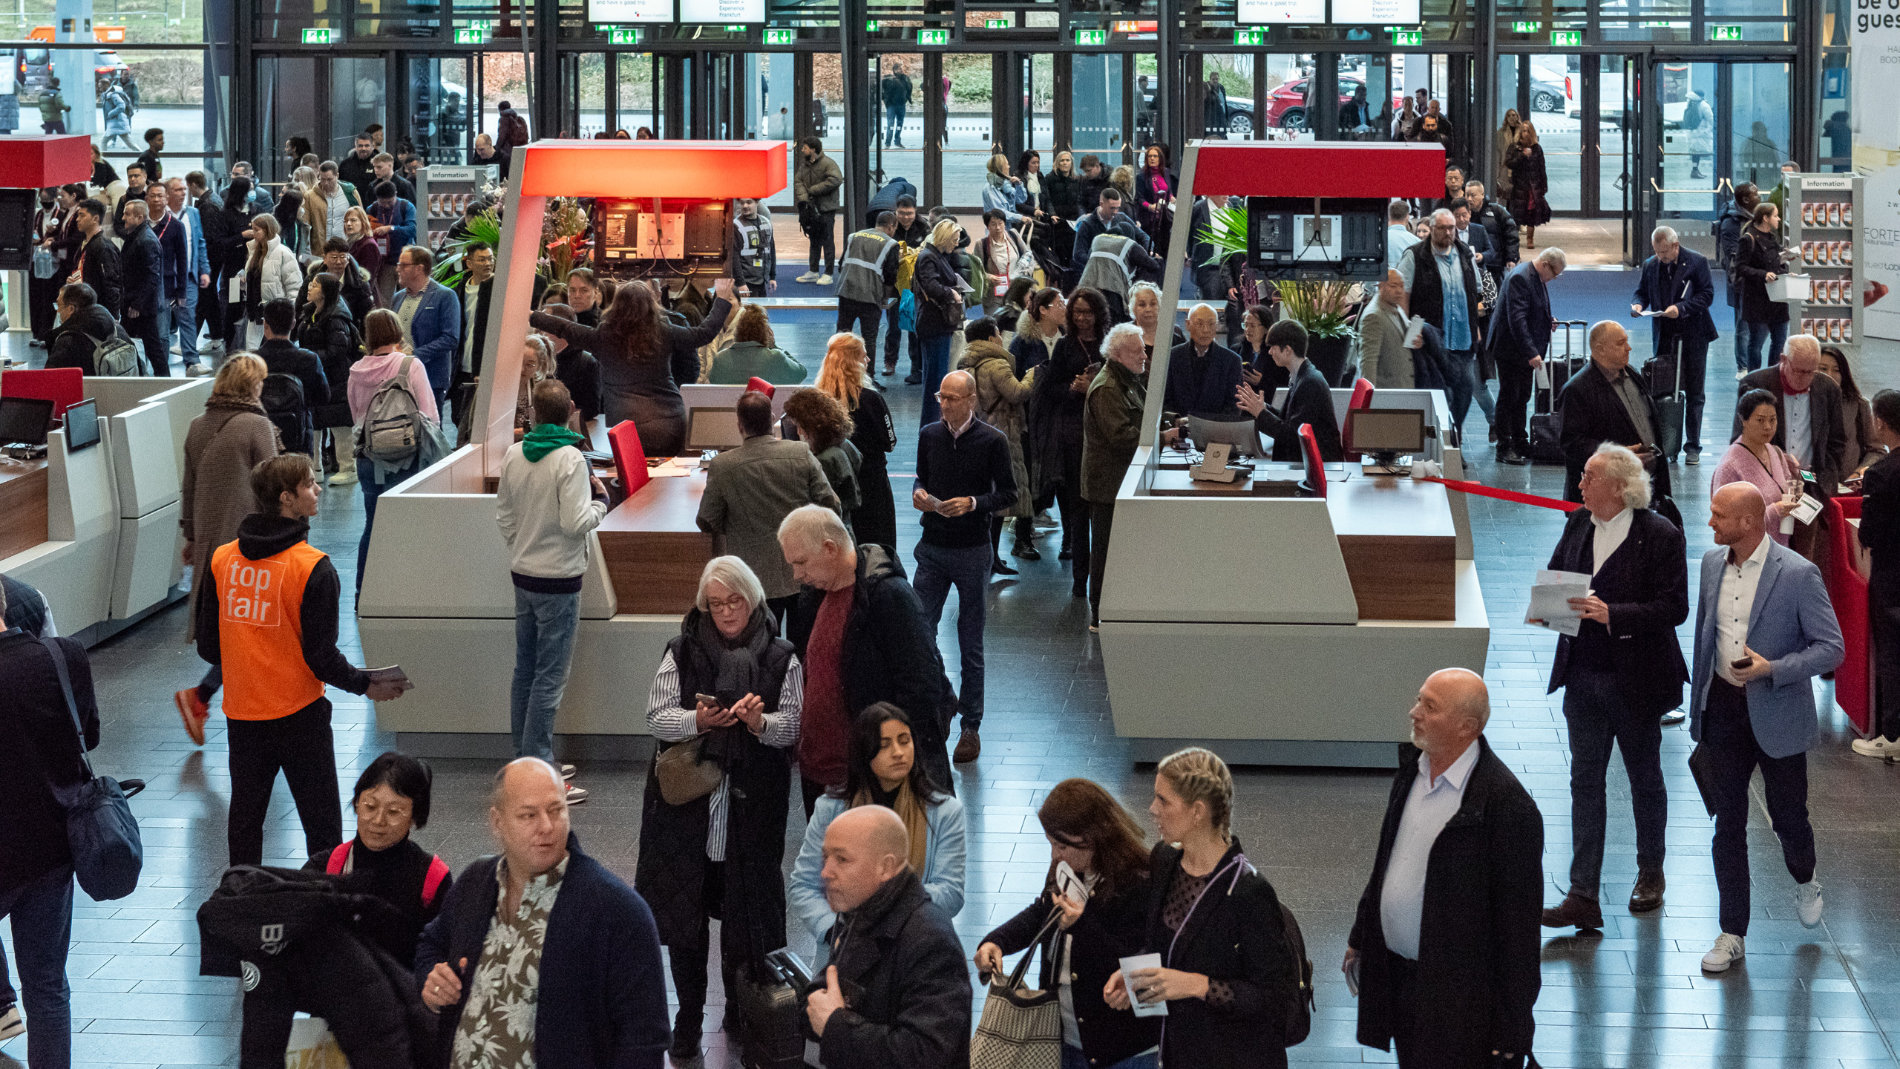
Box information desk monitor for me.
[1346,408,1426,466]
[685,407,746,452]
[62,398,100,451]
[589,199,731,279]
[0,395,54,446]
[1186,416,1264,458]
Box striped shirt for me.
[645,651,803,861]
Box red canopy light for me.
[1191,142,1447,200]
[515,140,790,200]
[0,135,92,189]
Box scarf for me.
[683,606,779,769]
[1780,368,1809,396]
[853,779,930,873]
[521,422,583,462]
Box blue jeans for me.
[1446,348,1477,437]
[511,586,582,761]
[1739,319,1787,375]
[884,102,906,145]
[1062,1046,1157,1069]
[356,458,420,595]
[170,290,199,365]
[921,333,953,425]
[913,540,990,728]
[0,865,74,1069]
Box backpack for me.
[324,842,450,906]
[894,243,919,291]
[260,373,309,454]
[1279,901,1315,1046]
[355,356,428,467]
[91,327,142,376]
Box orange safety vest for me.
[210,538,330,721]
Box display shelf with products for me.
[1784,173,1863,351]
[414,164,500,251]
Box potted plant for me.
[1193,204,1365,385]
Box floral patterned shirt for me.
[451,855,569,1069]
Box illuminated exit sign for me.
[1233,28,1265,45]
[453,27,485,42]
[985,17,1010,28]
[1710,24,1743,40]
[608,27,641,43]
[763,28,794,43]
[1073,28,1106,45]
[1510,20,1539,32]
[1390,30,1421,45]
[1550,29,1582,46]
[300,27,333,43]
[917,28,949,44]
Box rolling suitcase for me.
[1529,320,1587,465]
[733,949,810,1069]
[1645,337,1686,461]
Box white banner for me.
[1853,0,1900,345]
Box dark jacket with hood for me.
[0,628,97,897]
[787,544,955,791]
[416,834,670,1069]
[195,514,371,713]
[802,867,971,1069]
[636,606,796,968]
[45,302,130,375]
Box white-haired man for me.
[1538,444,1687,930]
[1632,225,1717,464]
[1399,208,1483,439]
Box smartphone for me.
[695,693,720,707]
[1730,658,1752,671]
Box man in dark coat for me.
[1555,321,1674,511]
[1346,668,1543,1069]
[1538,445,1688,931]
[1464,180,1520,280]
[781,505,954,802]
[1237,319,1343,462]
[801,807,971,1069]
[69,198,122,322]
[1632,225,1718,463]
[256,299,330,456]
[1736,333,1848,503]
[1165,302,1244,420]
[1400,210,1484,439]
[45,283,132,376]
[1489,251,1563,465]
[1851,391,1900,758]
[117,199,167,376]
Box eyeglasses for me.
[355,798,412,823]
[707,595,750,613]
[936,392,973,403]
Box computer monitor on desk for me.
[1186,416,1263,458]
[685,407,745,452]
[1346,408,1426,471]
[0,396,54,447]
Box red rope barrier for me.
[1423,477,1583,513]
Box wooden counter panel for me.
[1338,533,1455,620]
[597,474,714,616]
[0,460,49,560]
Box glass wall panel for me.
[476,52,526,143]
[404,56,473,164]
[1261,54,1316,141]
[330,57,386,160]
[619,53,659,137]
[353,0,443,40]
[575,52,607,136]
[1730,62,1790,190]
[258,55,320,184]
[944,53,991,206]
[1821,53,1849,171]
[1026,52,1054,150]
[873,52,924,194]
[1202,54,1257,140]
[1657,60,1715,215]
[1598,56,1630,219]
[1070,53,1125,156]
[1539,54,1582,212]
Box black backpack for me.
[260,373,309,455]
[1280,901,1315,1046]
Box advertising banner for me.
[1852,0,1900,344]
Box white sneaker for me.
[794,271,819,283]
[565,784,588,805]
[1851,735,1900,761]
[328,470,358,486]
[816,273,833,286]
[0,1004,22,1040]
[185,363,210,377]
[1701,933,1745,972]
[1796,879,1824,928]
[1734,369,1748,380]
[561,763,576,781]
[1660,708,1686,725]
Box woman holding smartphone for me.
[976,778,1159,1069]
[1103,747,1297,1069]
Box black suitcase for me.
[1529,320,1587,465]
[733,950,809,1069]
[1645,336,1686,461]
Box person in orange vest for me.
[196,454,409,866]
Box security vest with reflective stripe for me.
[211,538,328,721]
[836,229,898,306]
[1077,233,1139,299]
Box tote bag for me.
[970,909,1064,1069]
[44,638,144,901]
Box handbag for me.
[42,638,144,901]
[970,908,1064,1069]
[1687,743,1719,818]
[652,735,724,806]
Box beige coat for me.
[957,339,1035,517]
[1356,297,1415,390]
[180,401,281,639]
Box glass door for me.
[405,56,475,166]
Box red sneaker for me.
[175,688,209,745]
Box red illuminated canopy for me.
[1190,142,1447,199]
[516,140,789,200]
[0,135,92,189]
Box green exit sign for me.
[300,27,333,43]
[1073,28,1106,46]
[1233,28,1265,45]
[724,23,745,30]
[1510,19,1539,32]
[608,27,641,43]
[864,18,878,30]
[1710,23,1743,40]
[1550,29,1582,47]
[985,16,1010,28]
[917,28,948,44]
[763,27,794,43]
[1390,29,1421,45]
[453,27,484,42]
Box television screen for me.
[62,398,100,451]
[685,407,745,452]
[0,395,54,446]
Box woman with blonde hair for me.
[238,213,303,349]
[1108,164,1136,204]
[342,205,383,281]
[347,307,439,593]
[1506,121,1550,248]
[1494,108,1523,198]
[708,303,806,385]
[1103,747,1298,1068]
[813,332,897,546]
[982,151,1031,225]
[174,353,281,742]
[913,217,969,424]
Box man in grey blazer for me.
[1690,482,1844,973]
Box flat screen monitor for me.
[685,407,746,452]
[0,395,54,446]
[62,398,99,451]
[1346,408,1427,456]
[1186,416,1264,459]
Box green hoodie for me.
[521,423,583,462]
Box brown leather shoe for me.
[1540,893,1605,930]
[1628,870,1665,913]
[953,728,981,763]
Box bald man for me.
[1689,483,1843,973]
[913,362,1017,764]
[416,758,670,1066]
[1165,303,1244,419]
[1347,669,1542,1068]
[804,805,971,1069]
[1554,320,1674,510]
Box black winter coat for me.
[294,304,361,428]
[1140,840,1296,1069]
[1546,506,1689,715]
[1733,226,1791,326]
[913,246,966,341]
[982,875,1158,1067]
[1555,361,1675,505]
[1348,740,1544,1069]
[786,544,954,791]
[45,303,129,376]
[1046,171,1087,220]
[804,869,971,1069]
[1029,333,1099,497]
[0,631,97,896]
[119,222,162,319]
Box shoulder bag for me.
[970,908,1064,1069]
[43,638,144,901]
[652,733,724,806]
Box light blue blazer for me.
[1689,539,1845,759]
[788,792,966,951]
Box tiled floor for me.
[9,283,1900,1069]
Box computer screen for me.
[62,398,99,451]
[1186,416,1264,458]
[685,407,746,452]
[1347,408,1427,454]
[0,396,54,446]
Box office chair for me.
[1342,377,1375,462]
[1298,423,1326,498]
[1,368,84,418]
[607,418,651,500]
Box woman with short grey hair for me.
[637,554,802,1066]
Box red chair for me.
[1342,377,1375,461]
[607,419,651,501]
[745,377,776,398]
[1825,495,1873,735]
[1,368,84,418]
[1298,423,1327,498]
